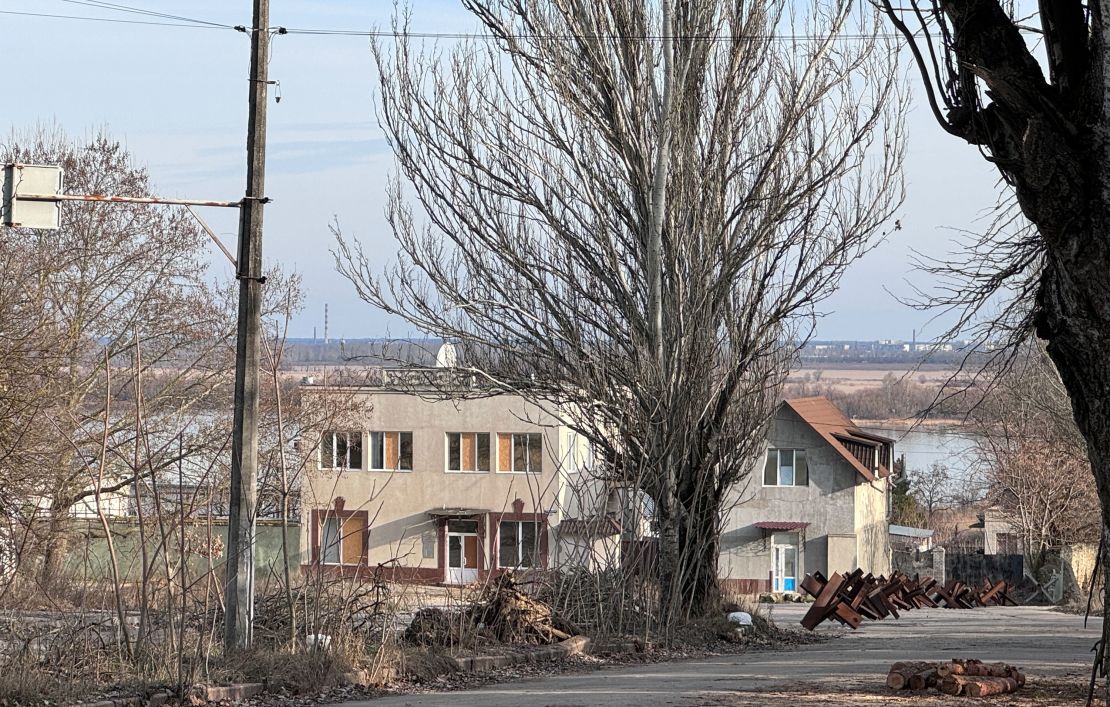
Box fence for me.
[945,552,1024,585]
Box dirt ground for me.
[332,605,1102,707]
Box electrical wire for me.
[0,8,230,29]
[5,6,912,42]
[53,0,233,28]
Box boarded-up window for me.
[497,433,512,471]
[369,432,413,470]
[341,515,367,565]
[447,433,491,472]
[318,511,367,566]
[498,433,542,472]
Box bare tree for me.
[337,1,903,622]
[0,126,236,584]
[875,3,1110,688]
[970,345,1098,576]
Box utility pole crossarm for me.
[15,193,243,208]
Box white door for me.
[772,543,798,592]
[447,532,480,584]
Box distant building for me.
[889,524,935,552]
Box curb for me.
[77,683,266,707]
[446,633,649,674]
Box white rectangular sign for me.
[1,164,64,229]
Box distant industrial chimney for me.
[324,303,330,344]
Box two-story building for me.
[299,373,607,584]
[718,396,893,594]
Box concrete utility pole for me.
[225,0,271,652]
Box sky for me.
[0,1,1003,342]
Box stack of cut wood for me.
[888,659,1025,697]
[800,569,1017,631]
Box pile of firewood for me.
[800,569,1017,630]
[470,572,581,644]
[887,659,1025,697]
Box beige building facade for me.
[300,383,607,583]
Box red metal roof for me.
[783,397,893,481]
[754,521,810,530]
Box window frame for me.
[320,430,363,471]
[497,432,543,473]
[762,448,809,487]
[313,508,369,567]
[445,432,491,473]
[367,431,414,472]
[497,519,539,569]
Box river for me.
[861,424,980,477]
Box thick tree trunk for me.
[1035,241,1110,694]
[38,508,71,586]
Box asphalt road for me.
[335,605,1101,706]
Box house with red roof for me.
[719,397,894,595]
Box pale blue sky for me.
[0,1,1000,341]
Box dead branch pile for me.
[800,569,1017,630]
[469,573,580,645]
[888,659,1025,697]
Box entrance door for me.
[446,519,480,584]
[772,532,798,592]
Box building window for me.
[497,433,542,472]
[499,520,538,568]
[764,449,808,486]
[321,431,363,470]
[369,432,413,471]
[317,512,367,566]
[447,432,491,472]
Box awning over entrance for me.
[754,521,809,531]
[426,508,489,518]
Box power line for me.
[0,8,230,28]
[6,6,909,41]
[53,0,232,28]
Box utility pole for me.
[225,0,271,652]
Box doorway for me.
[772,532,799,592]
[446,518,480,584]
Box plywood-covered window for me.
[317,511,367,566]
[320,431,363,470]
[369,431,413,471]
[497,433,542,473]
[447,432,491,472]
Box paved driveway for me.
[336,605,1101,706]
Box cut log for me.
[965,677,1019,697]
[939,675,973,695]
[908,668,938,690]
[886,661,937,690]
